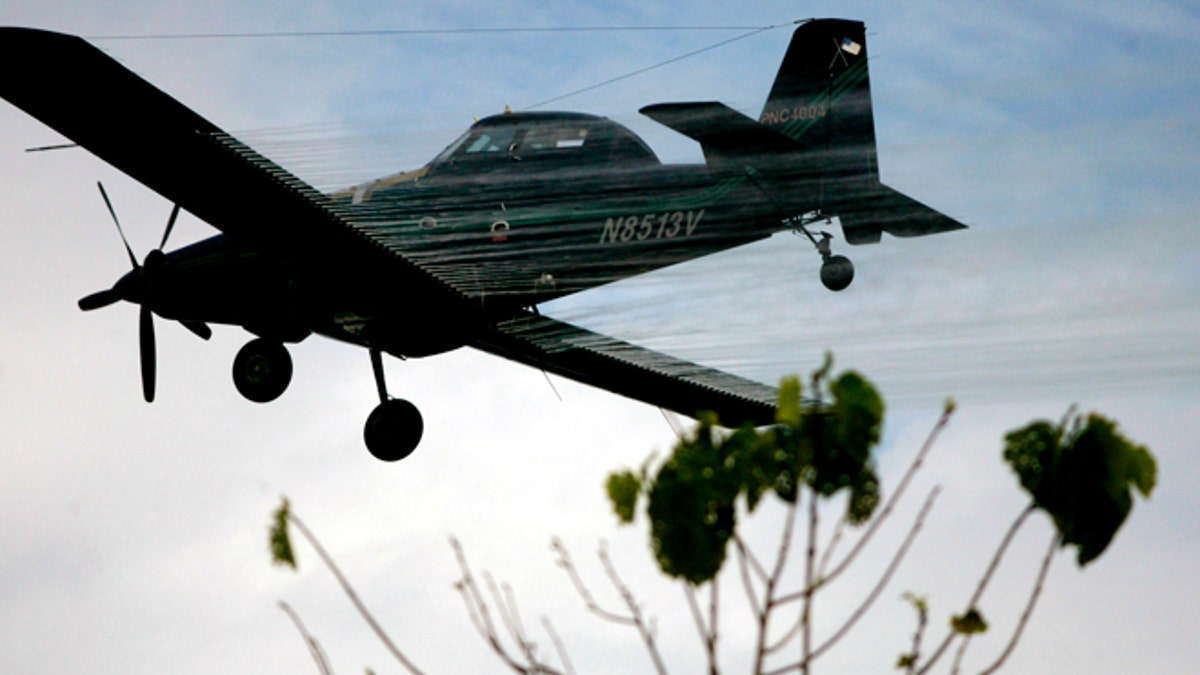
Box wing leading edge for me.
[0,26,467,313]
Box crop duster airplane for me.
[0,19,964,461]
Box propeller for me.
[79,182,210,402]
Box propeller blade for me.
[78,289,121,311]
[179,320,212,341]
[159,203,181,250]
[139,304,156,403]
[97,181,139,270]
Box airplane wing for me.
[0,27,467,311]
[473,311,778,426]
[1,27,778,427]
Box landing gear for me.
[820,254,855,292]
[364,348,423,462]
[793,218,855,292]
[233,338,292,403]
[365,399,424,462]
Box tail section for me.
[640,19,967,244]
[760,18,878,183]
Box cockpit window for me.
[426,113,659,177]
[465,128,519,154]
[515,125,589,153]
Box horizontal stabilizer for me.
[640,101,806,173]
[838,183,968,244]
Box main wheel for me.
[820,254,855,291]
[364,398,424,462]
[232,338,293,403]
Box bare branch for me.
[551,538,635,626]
[452,538,500,642]
[542,617,575,675]
[949,635,972,675]
[915,503,1038,675]
[765,607,804,656]
[816,513,849,582]
[899,593,929,675]
[278,601,335,675]
[801,491,819,675]
[286,512,424,675]
[812,486,942,662]
[821,406,954,588]
[451,538,563,674]
[684,583,720,675]
[735,538,763,618]
[709,580,720,674]
[487,574,541,667]
[597,543,671,675]
[765,486,942,675]
[978,531,1059,675]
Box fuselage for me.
[151,111,819,358]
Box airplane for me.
[0,18,965,461]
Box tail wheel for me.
[820,255,855,291]
[364,398,424,462]
[233,338,292,403]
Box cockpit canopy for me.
[425,111,660,178]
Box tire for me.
[232,338,293,403]
[820,255,855,291]
[364,398,424,462]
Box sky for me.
[1,1,1198,673]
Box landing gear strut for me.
[233,338,292,403]
[364,348,423,462]
[793,218,855,291]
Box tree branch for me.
[552,537,668,674]
[552,538,635,626]
[801,491,819,674]
[278,601,334,675]
[286,512,424,675]
[598,543,670,675]
[765,486,942,675]
[915,503,1038,674]
[452,537,564,674]
[978,531,1059,675]
[542,617,575,675]
[820,404,954,589]
[816,486,940,661]
[735,537,763,618]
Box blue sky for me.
[1,2,1198,673]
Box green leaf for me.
[775,376,803,427]
[630,362,889,583]
[606,470,642,524]
[951,608,988,635]
[1004,412,1157,566]
[803,371,885,523]
[646,417,740,584]
[269,497,296,570]
[901,591,928,616]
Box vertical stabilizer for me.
[760,19,878,183]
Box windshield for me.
[432,125,520,165]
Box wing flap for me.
[473,311,778,426]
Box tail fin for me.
[760,19,878,183]
[640,19,968,244]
